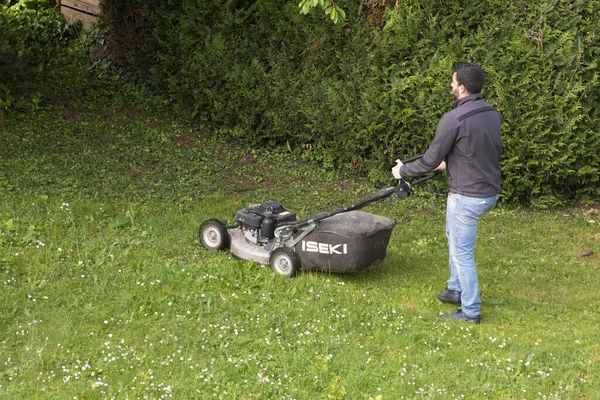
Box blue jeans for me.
[446,192,498,318]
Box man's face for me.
[451,72,462,100]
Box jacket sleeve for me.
[400,113,459,178]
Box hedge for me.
[105,0,600,204]
[0,5,79,113]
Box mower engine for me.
[234,201,297,245]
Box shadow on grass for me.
[297,250,440,287]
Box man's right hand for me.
[434,161,446,171]
[392,159,404,180]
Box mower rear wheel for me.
[199,219,230,251]
[269,247,301,278]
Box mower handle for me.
[401,153,424,163]
[277,154,438,231]
[280,179,413,231]
[389,171,440,187]
[395,153,441,186]
[281,184,400,230]
[388,152,438,187]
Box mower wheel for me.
[269,247,301,278]
[199,219,230,251]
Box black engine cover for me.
[235,201,296,229]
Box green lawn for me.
[1,106,598,399]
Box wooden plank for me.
[60,6,97,29]
[78,0,99,6]
[61,0,100,16]
[63,0,99,8]
[72,0,100,11]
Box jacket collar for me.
[451,93,483,109]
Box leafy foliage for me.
[298,0,346,24]
[0,4,77,113]
[0,2,147,117]
[4,0,599,206]
[98,0,600,206]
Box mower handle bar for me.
[281,154,438,230]
[401,153,424,163]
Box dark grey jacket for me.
[400,93,502,198]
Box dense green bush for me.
[0,1,143,116]
[369,0,600,205]
[0,3,77,113]
[100,0,599,205]
[8,0,593,205]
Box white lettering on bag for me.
[301,241,348,255]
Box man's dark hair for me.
[453,62,485,94]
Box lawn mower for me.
[199,155,435,277]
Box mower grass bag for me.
[295,210,396,272]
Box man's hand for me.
[434,161,447,171]
[392,159,404,180]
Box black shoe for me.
[438,287,461,304]
[442,308,480,324]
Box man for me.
[392,62,502,324]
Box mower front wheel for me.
[269,247,301,278]
[199,219,230,251]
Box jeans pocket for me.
[462,196,497,217]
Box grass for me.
[0,105,598,399]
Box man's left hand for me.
[392,159,404,180]
[434,161,446,171]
